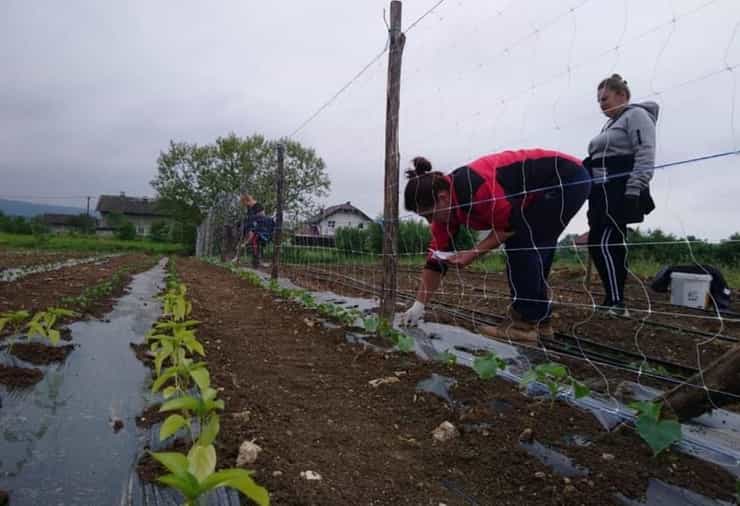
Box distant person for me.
[584,74,658,316]
[399,149,591,342]
[233,194,275,268]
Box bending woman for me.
[400,149,591,342]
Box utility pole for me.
[380,0,406,322]
[271,143,286,280]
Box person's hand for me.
[400,301,425,327]
[446,250,478,267]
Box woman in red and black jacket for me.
[400,149,591,342]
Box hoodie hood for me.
[626,101,659,123]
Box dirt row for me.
[0,253,159,388]
[162,258,735,505]
[0,248,94,270]
[0,253,157,315]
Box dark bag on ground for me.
[650,264,732,310]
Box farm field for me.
[0,247,738,505]
[150,258,736,505]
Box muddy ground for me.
[140,258,736,505]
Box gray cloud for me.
[1,0,739,240]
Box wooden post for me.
[661,344,740,422]
[271,143,286,280]
[380,0,406,322]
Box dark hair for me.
[598,73,630,100]
[403,156,450,212]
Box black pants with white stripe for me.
[588,223,628,306]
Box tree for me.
[116,221,136,241]
[150,133,331,246]
[150,221,170,242]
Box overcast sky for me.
[2,0,740,240]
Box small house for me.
[96,193,172,237]
[293,201,372,247]
[41,213,89,234]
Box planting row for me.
[210,259,683,457]
[136,261,269,505]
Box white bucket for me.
[670,272,712,309]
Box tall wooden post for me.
[271,143,286,280]
[380,1,406,321]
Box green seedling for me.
[629,401,682,456]
[436,350,458,366]
[473,351,506,380]
[161,283,192,321]
[628,361,671,377]
[362,316,379,333]
[148,321,203,375]
[521,362,590,402]
[149,449,269,506]
[27,308,78,345]
[0,310,31,334]
[376,318,414,352]
[152,360,210,398]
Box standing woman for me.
[584,74,658,316]
[400,149,591,342]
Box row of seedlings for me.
[207,259,680,455]
[143,264,269,506]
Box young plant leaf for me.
[395,333,415,353]
[157,472,201,500]
[160,395,200,413]
[160,414,189,441]
[473,352,506,380]
[436,350,457,366]
[187,443,217,482]
[150,451,189,475]
[200,469,270,506]
[635,416,682,456]
[572,380,591,399]
[197,414,220,447]
[189,367,210,392]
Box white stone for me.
[300,470,323,481]
[236,440,262,467]
[432,421,460,443]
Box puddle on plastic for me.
[519,440,589,477]
[0,255,115,283]
[615,478,734,506]
[0,259,166,505]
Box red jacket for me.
[426,149,582,271]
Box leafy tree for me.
[150,133,330,246]
[150,221,171,242]
[116,221,136,241]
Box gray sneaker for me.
[606,303,630,318]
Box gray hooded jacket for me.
[587,101,660,196]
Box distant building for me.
[96,193,172,237]
[302,202,372,237]
[293,202,373,247]
[41,213,88,234]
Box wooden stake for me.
[380,0,406,321]
[661,344,740,422]
[272,143,286,280]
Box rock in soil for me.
[236,440,262,467]
[519,428,534,442]
[432,421,460,443]
[300,470,323,481]
[110,417,124,433]
[0,364,43,387]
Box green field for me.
[0,233,187,255]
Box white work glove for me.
[401,301,425,327]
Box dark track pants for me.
[588,223,628,305]
[504,168,591,322]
